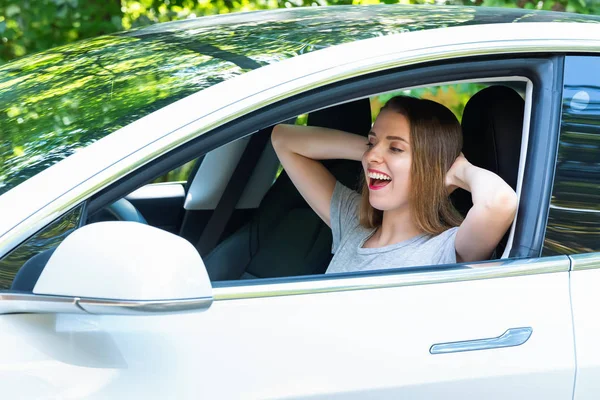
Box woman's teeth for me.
[368,172,392,189]
[368,172,391,180]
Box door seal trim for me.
[213,255,568,301]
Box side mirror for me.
[5,222,212,315]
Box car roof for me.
[126,4,600,38]
[1,4,599,197]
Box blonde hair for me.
[359,96,463,235]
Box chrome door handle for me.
[429,327,532,355]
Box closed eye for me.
[390,147,403,153]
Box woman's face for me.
[362,109,412,212]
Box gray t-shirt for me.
[326,181,459,274]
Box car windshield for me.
[1,4,599,197]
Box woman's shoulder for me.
[419,226,459,264]
[331,181,361,220]
[423,226,459,246]
[333,181,361,203]
[436,226,459,239]
[330,181,363,253]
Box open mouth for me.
[367,170,392,190]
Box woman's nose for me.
[365,144,383,163]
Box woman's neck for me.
[370,208,422,247]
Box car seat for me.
[451,85,525,258]
[203,99,372,280]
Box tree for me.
[1,0,598,65]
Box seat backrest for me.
[452,85,525,257]
[204,100,372,280]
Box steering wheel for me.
[104,198,148,224]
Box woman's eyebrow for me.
[369,131,409,144]
[386,135,408,144]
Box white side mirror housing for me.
[31,221,212,315]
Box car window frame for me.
[84,56,564,281]
[3,23,586,264]
[90,57,560,241]
[198,78,532,258]
[0,55,564,294]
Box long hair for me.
[358,96,464,235]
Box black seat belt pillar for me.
[196,129,271,256]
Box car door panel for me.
[0,259,574,399]
[568,256,600,400]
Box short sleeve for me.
[330,181,361,253]
[434,227,459,264]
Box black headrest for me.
[307,99,372,137]
[451,85,525,258]
[452,86,524,219]
[462,85,525,190]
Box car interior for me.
[10,80,528,291]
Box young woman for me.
[271,96,518,274]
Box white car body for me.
[0,4,599,398]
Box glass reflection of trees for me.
[0,205,83,290]
[545,76,600,255]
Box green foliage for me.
[472,0,600,14]
[154,159,196,183]
[374,83,491,121]
[1,0,598,65]
[0,0,122,64]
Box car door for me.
[0,258,573,399]
[545,55,600,400]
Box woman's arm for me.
[271,124,366,227]
[446,154,518,263]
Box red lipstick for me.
[367,169,392,190]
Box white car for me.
[1,4,600,399]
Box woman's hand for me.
[445,152,470,194]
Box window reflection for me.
[544,56,600,255]
[0,205,83,290]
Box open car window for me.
[0,71,538,291]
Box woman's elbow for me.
[487,188,518,221]
[271,123,298,153]
[271,124,285,150]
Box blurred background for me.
[1,0,600,65]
